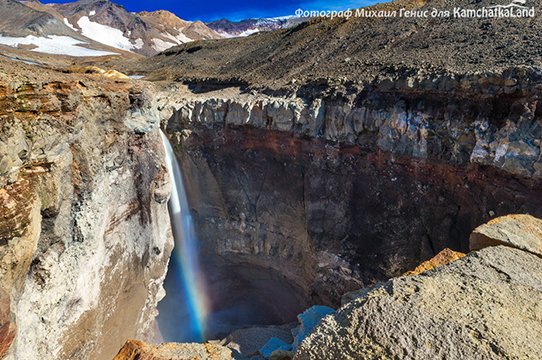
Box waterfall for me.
[159,130,209,342]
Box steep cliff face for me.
[0,60,173,359]
[160,70,542,312]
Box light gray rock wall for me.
[0,80,173,359]
[161,81,542,178]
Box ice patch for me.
[0,35,118,57]
[77,16,134,51]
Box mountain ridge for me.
[136,0,542,88]
[0,0,223,56]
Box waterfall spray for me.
[160,130,209,342]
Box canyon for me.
[0,60,541,359]
[153,68,542,342]
[0,0,541,358]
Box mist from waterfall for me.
[158,130,209,342]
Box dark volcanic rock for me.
[294,246,542,360]
[159,66,542,313]
[164,113,542,310]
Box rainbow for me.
[161,131,210,341]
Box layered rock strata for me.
[159,74,542,314]
[0,61,173,359]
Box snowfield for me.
[217,29,260,38]
[0,35,118,57]
[77,16,137,51]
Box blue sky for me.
[43,0,381,21]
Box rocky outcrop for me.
[0,61,172,359]
[294,245,542,359]
[114,339,234,360]
[470,214,542,257]
[164,71,542,177]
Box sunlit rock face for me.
[160,75,542,328]
[295,246,542,359]
[0,77,173,359]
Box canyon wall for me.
[161,70,542,311]
[0,73,173,359]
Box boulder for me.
[113,339,234,360]
[295,246,542,359]
[470,214,542,257]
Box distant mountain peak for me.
[1,0,222,56]
[49,0,221,55]
[206,16,307,38]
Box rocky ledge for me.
[162,69,542,178]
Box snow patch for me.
[216,31,235,39]
[133,38,144,49]
[63,18,77,31]
[218,29,260,38]
[89,10,96,16]
[151,38,176,52]
[0,35,118,57]
[77,16,134,51]
[162,31,192,44]
[237,29,260,37]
